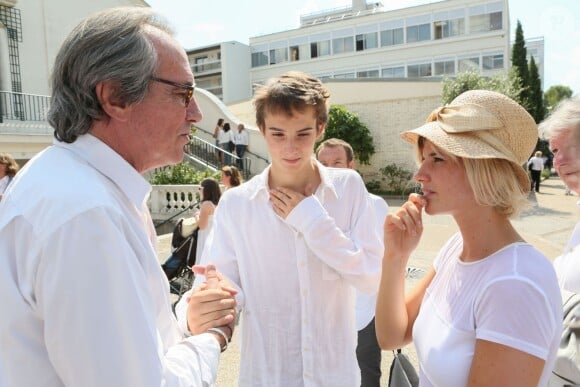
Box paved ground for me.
[156,176,578,386]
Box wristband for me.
[207,328,228,352]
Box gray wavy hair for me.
[48,7,173,143]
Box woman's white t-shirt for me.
[413,233,562,387]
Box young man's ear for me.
[316,123,326,140]
[95,80,131,122]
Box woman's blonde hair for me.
[416,137,529,218]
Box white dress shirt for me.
[0,134,220,387]
[233,130,249,146]
[355,193,388,330]
[179,162,383,386]
[0,174,10,194]
[554,221,580,293]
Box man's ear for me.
[95,80,131,122]
[348,160,355,169]
[316,123,326,140]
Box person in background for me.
[220,165,242,190]
[0,152,19,201]
[376,90,561,386]
[539,95,580,292]
[213,118,225,164]
[528,150,545,193]
[233,123,249,171]
[218,122,233,165]
[0,7,237,386]
[194,177,221,263]
[177,71,382,386]
[316,137,388,387]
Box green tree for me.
[545,85,573,111]
[528,56,545,123]
[512,20,530,109]
[318,105,375,164]
[442,68,523,105]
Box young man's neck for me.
[268,159,320,195]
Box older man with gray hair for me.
[0,7,235,387]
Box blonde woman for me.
[376,90,561,386]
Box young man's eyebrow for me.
[268,127,315,132]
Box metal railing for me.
[0,90,51,122]
[184,136,252,178]
[193,125,270,172]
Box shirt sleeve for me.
[285,174,383,295]
[473,277,558,360]
[554,247,580,293]
[37,207,220,387]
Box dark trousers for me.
[356,317,381,387]
[530,170,541,192]
[235,144,246,170]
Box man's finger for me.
[205,263,219,289]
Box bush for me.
[150,162,220,185]
[379,163,417,195]
[317,105,375,165]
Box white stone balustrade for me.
[149,184,201,222]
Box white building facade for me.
[249,0,511,85]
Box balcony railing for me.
[0,90,51,123]
[192,60,221,75]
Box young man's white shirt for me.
[178,161,382,386]
[355,193,388,330]
[0,134,221,387]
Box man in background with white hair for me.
[540,95,580,293]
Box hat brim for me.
[401,122,531,192]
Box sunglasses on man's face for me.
[151,76,195,107]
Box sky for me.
[146,0,580,93]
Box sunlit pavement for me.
[156,176,578,386]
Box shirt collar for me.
[53,134,151,208]
[247,159,338,202]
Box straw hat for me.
[401,90,537,190]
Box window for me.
[482,53,503,70]
[458,57,480,72]
[434,18,465,39]
[289,44,310,61]
[382,66,405,78]
[311,40,331,58]
[332,36,354,54]
[407,63,432,78]
[334,72,355,79]
[380,28,404,46]
[356,32,378,51]
[434,60,455,75]
[470,11,502,33]
[406,24,430,43]
[357,69,380,78]
[251,51,269,68]
[269,47,288,65]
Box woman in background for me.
[194,177,221,262]
[213,118,225,164]
[220,165,242,190]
